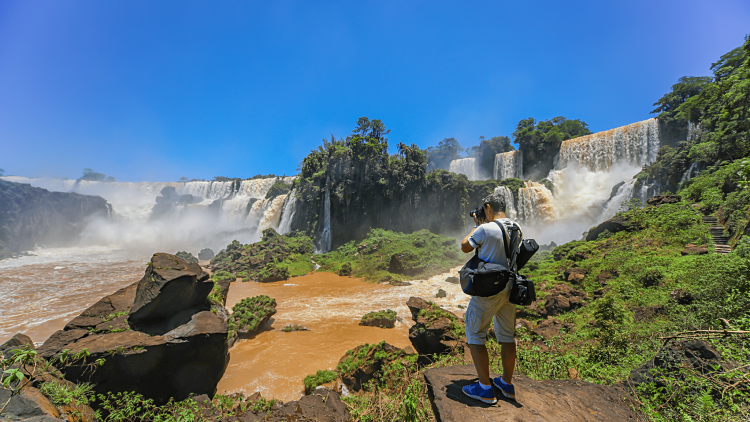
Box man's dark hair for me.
[482,192,506,214]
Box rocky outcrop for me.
[150,186,201,220]
[175,251,199,263]
[406,297,465,356]
[563,267,588,284]
[359,310,396,329]
[0,179,109,259]
[629,340,726,389]
[647,194,682,206]
[681,244,709,255]
[210,229,314,282]
[191,389,350,422]
[337,342,414,392]
[424,365,643,421]
[586,214,640,241]
[128,253,213,335]
[38,253,229,406]
[532,318,574,341]
[1,333,34,359]
[544,284,587,317]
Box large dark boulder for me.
[0,179,109,259]
[128,253,212,335]
[39,253,229,406]
[198,248,215,261]
[406,297,465,356]
[586,215,640,241]
[0,332,34,359]
[388,251,426,276]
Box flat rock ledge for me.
[424,365,643,422]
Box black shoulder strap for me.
[493,220,512,268]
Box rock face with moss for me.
[336,341,415,392]
[316,228,463,282]
[359,309,396,329]
[210,228,314,282]
[228,295,277,345]
[406,297,465,356]
[37,253,230,406]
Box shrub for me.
[303,369,338,394]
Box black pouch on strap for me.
[459,251,512,297]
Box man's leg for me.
[500,341,516,384]
[468,343,491,385]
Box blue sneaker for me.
[492,377,516,401]
[462,382,497,404]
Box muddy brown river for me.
[0,248,469,402]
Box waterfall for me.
[492,186,517,221]
[493,150,523,180]
[316,182,332,253]
[678,162,700,190]
[258,194,289,232]
[557,118,661,172]
[449,158,485,181]
[517,181,555,224]
[0,175,296,251]
[600,179,636,221]
[277,190,298,234]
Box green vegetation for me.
[360,309,396,325]
[303,369,338,394]
[316,228,463,282]
[227,295,276,338]
[425,137,463,171]
[211,229,315,282]
[79,168,108,182]
[207,283,224,307]
[265,180,291,199]
[174,251,198,264]
[418,302,464,339]
[513,116,592,179]
[467,135,514,177]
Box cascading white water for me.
[678,162,700,189]
[557,118,661,172]
[277,190,298,234]
[449,158,485,181]
[600,179,636,221]
[0,176,296,252]
[517,181,555,224]
[316,182,332,253]
[493,150,523,180]
[492,186,517,221]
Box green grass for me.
[303,369,338,394]
[316,228,463,282]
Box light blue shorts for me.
[464,285,516,344]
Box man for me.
[460,192,519,404]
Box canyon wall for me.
[0,179,110,258]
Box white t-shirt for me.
[467,218,523,267]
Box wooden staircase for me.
[702,215,732,254]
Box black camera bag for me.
[459,220,537,305]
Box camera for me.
[470,206,486,222]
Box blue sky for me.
[1,1,748,182]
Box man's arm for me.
[461,228,476,253]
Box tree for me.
[651,76,712,122]
[425,137,463,171]
[513,116,591,179]
[470,135,514,177]
[179,177,188,182]
[0,168,4,177]
[345,117,390,163]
